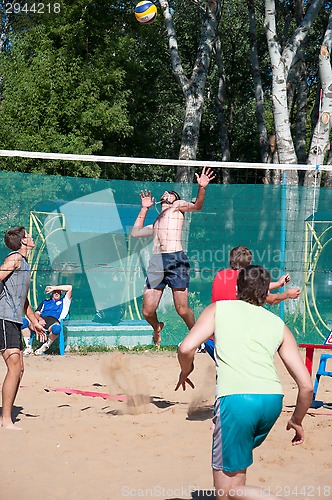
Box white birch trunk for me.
[264,0,325,299]
[296,8,332,293]
[159,0,221,183]
[265,0,297,181]
[305,8,332,184]
[265,0,325,185]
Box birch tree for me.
[159,0,222,182]
[263,0,329,296]
[306,8,332,184]
[265,0,325,184]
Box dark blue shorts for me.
[145,251,190,289]
[21,316,59,332]
[42,316,60,330]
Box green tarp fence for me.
[0,170,331,345]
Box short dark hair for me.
[4,226,26,251]
[168,190,180,201]
[237,265,270,306]
[229,246,252,270]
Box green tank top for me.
[215,300,284,397]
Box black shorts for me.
[0,320,23,351]
[42,316,60,330]
[145,251,190,290]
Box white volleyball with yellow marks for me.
[134,1,157,24]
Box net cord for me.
[1,149,332,171]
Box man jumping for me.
[131,167,215,347]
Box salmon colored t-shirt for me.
[211,268,240,302]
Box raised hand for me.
[195,166,216,188]
[140,190,154,209]
[278,274,291,287]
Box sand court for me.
[0,350,331,499]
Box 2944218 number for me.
[275,486,331,497]
[5,3,61,14]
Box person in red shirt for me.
[212,246,299,304]
[205,246,300,359]
[211,247,251,302]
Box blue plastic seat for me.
[24,316,67,356]
[312,354,332,401]
[59,319,65,355]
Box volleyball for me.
[134,1,157,24]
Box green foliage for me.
[0,0,329,179]
[198,0,266,167]
[0,5,134,176]
[0,0,187,179]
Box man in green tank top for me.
[176,265,313,499]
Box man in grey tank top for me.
[0,226,46,430]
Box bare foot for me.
[153,322,164,349]
[1,419,22,431]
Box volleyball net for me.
[0,149,331,346]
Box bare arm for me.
[45,285,73,299]
[266,287,300,305]
[24,300,47,341]
[278,326,313,445]
[176,303,216,391]
[194,166,215,209]
[0,253,22,281]
[269,273,290,290]
[173,166,215,214]
[131,190,155,238]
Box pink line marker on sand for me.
[51,387,128,402]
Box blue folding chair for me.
[312,354,332,401]
[58,319,65,355]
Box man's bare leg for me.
[1,348,23,430]
[213,469,280,499]
[172,289,195,329]
[151,321,164,348]
[214,468,246,500]
[35,326,60,355]
[142,288,164,347]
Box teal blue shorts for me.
[212,394,283,473]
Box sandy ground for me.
[0,349,331,500]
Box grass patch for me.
[67,344,178,355]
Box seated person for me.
[23,285,72,355]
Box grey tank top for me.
[0,251,31,324]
